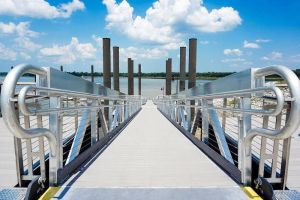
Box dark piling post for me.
[128,58,134,95]
[102,38,111,89]
[60,65,63,71]
[166,58,172,95]
[113,46,120,91]
[91,65,94,83]
[138,64,141,95]
[188,38,197,122]
[188,38,197,89]
[102,38,111,121]
[180,47,186,91]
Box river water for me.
[0,76,210,98]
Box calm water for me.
[0,75,209,98]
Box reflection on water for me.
[0,76,210,98]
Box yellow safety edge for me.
[39,187,61,200]
[242,186,263,200]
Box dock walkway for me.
[68,100,237,187]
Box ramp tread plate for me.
[0,188,27,200]
[274,190,300,200]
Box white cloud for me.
[223,48,242,56]
[15,37,41,51]
[0,43,17,61]
[261,51,282,61]
[256,39,271,43]
[92,35,103,47]
[103,0,241,44]
[0,22,38,37]
[120,46,168,60]
[222,58,245,63]
[243,40,260,49]
[0,0,84,19]
[20,52,31,60]
[199,40,209,45]
[186,7,241,32]
[290,54,300,63]
[40,37,96,64]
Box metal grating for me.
[0,188,27,200]
[274,190,300,200]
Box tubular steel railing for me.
[1,64,145,186]
[155,65,300,189]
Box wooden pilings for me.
[60,65,63,71]
[188,38,197,89]
[128,58,134,95]
[166,58,172,95]
[138,64,141,95]
[180,47,186,92]
[91,65,94,83]
[188,38,197,121]
[103,38,111,89]
[113,46,120,91]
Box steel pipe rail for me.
[156,65,300,188]
[18,85,141,116]
[155,86,284,116]
[243,65,300,185]
[1,64,57,156]
[1,64,143,186]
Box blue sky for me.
[0,0,299,73]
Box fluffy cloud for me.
[256,39,271,43]
[0,43,17,61]
[103,0,241,44]
[120,46,168,60]
[243,40,260,49]
[40,37,96,64]
[223,48,242,56]
[0,22,38,37]
[14,37,41,51]
[0,0,84,19]
[262,51,282,61]
[222,58,245,63]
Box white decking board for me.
[71,101,237,187]
[0,118,18,187]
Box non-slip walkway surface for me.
[71,101,237,187]
[0,118,17,187]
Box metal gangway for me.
[0,64,300,199]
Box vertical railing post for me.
[90,100,98,144]
[49,97,63,186]
[238,97,252,185]
[222,98,227,131]
[201,99,209,143]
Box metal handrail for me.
[18,85,141,115]
[156,65,300,187]
[1,64,57,156]
[243,65,300,185]
[1,64,143,186]
[155,86,284,116]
